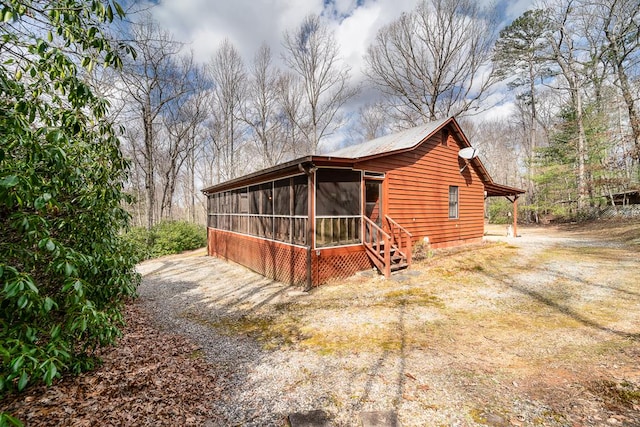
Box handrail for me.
[385,215,413,238]
[385,215,413,266]
[362,216,391,278]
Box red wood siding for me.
[355,129,485,248]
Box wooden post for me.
[513,195,519,238]
[384,234,391,278]
[306,170,315,290]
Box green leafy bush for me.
[121,226,152,263]
[123,221,207,262]
[0,0,138,400]
[149,221,207,258]
[487,198,513,224]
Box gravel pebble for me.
[137,229,640,426]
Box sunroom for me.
[204,162,402,288]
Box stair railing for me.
[385,215,413,267]
[363,216,391,278]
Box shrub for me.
[0,0,138,398]
[122,221,207,262]
[149,221,207,258]
[120,226,152,263]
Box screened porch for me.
[206,168,366,249]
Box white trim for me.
[364,171,385,178]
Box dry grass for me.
[204,220,640,425]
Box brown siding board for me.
[357,130,485,246]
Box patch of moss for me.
[300,324,404,355]
[179,310,306,350]
[188,349,205,359]
[591,379,640,407]
[468,408,510,426]
[212,314,306,350]
[382,288,445,308]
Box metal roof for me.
[201,116,525,198]
[324,117,450,159]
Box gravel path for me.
[137,226,640,426]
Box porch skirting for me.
[207,228,373,287]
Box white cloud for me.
[149,0,324,63]
[142,0,536,131]
[332,0,416,81]
[146,0,535,68]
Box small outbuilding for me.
[202,116,524,288]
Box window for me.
[449,186,459,219]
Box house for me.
[202,116,524,288]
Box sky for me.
[146,0,535,69]
[138,0,538,145]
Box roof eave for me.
[201,156,315,194]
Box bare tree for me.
[242,44,289,167]
[597,0,640,163]
[283,14,358,154]
[276,71,305,158]
[350,102,391,143]
[538,0,606,210]
[208,39,247,180]
[118,17,192,229]
[158,60,207,220]
[365,0,499,127]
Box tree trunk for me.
[143,104,155,230]
[574,83,589,212]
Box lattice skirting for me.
[208,229,308,286]
[208,229,373,286]
[310,245,373,286]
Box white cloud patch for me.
[149,0,325,63]
[142,0,536,130]
[332,0,416,82]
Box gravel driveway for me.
[137,224,640,426]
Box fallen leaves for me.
[0,303,222,426]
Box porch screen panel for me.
[316,169,361,216]
[249,185,260,235]
[293,175,308,244]
[207,174,308,246]
[274,178,291,242]
[316,169,361,247]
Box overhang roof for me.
[201,116,525,198]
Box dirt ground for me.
[2,219,639,426]
[139,219,640,426]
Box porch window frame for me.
[206,173,309,247]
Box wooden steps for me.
[363,215,412,278]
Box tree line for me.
[111,0,639,228]
[106,0,502,228]
[487,0,640,221]
[1,0,638,404]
